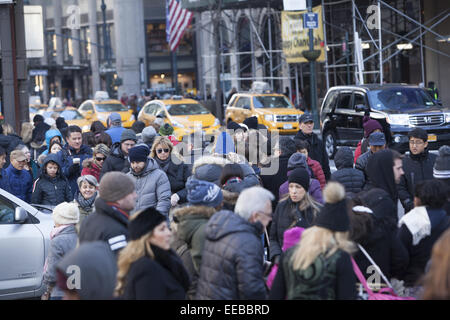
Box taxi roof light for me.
[250,81,272,94]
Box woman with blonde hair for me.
[269,182,357,300]
[422,229,450,300]
[115,206,190,299]
[151,136,190,207]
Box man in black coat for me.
[398,128,437,213]
[79,172,137,257]
[294,113,331,180]
[331,146,365,197]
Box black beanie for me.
[227,121,242,131]
[129,144,150,163]
[288,168,310,191]
[129,207,167,241]
[243,116,258,130]
[314,182,350,232]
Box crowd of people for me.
[0,110,449,301]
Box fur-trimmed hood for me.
[172,205,217,219]
[192,156,230,184]
[192,155,229,174]
[222,189,239,205]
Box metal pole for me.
[268,8,274,90]
[345,32,350,85]
[322,0,329,90]
[378,0,383,84]
[101,0,112,96]
[214,1,223,122]
[419,0,425,85]
[307,0,318,129]
[352,0,357,83]
[295,65,300,107]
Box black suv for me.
[320,84,450,158]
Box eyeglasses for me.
[409,140,424,145]
[157,148,170,154]
[95,157,106,162]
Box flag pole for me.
[172,49,178,95]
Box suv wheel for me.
[324,130,337,159]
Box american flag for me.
[166,0,193,52]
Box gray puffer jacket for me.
[43,225,78,298]
[196,210,267,300]
[331,147,365,196]
[127,158,171,216]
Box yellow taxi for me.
[78,94,135,128]
[138,96,221,141]
[225,83,303,134]
[57,107,98,132]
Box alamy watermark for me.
[67,5,80,30]
[366,5,380,30]
[66,265,81,290]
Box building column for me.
[54,0,63,97]
[89,0,100,96]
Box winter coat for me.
[73,192,97,232]
[31,122,50,145]
[354,139,370,164]
[4,164,32,203]
[307,157,326,190]
[78,197,130,256]
[398,150,437,213]
[122,245,190,300]
[57,144,93,197]
[0,133,22,168]
[156,158,191,203]
[43,225,78,298]
[294,130,331,180]
[196,210,267,300]
[127,158,171,216]
[105,126,125,145]
[269,197,319,260]
[100,142,130,181]
[355,150,373,178]
[0,168,10,191]
[173,205,217,274]
[170,234,197,300]
[269,248,356,300]
[261,154,291,206]
[41,129,63,156]
[331,147,365,196]
[397,206,450,286]
[352,215,408,280]
[31,154,73,206]
[56,241,117,300]
[221,180,244,212]
[81,159,101,183]
[279,170,324,204]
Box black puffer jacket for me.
[398,150,437,213]
[269,197,318,260]
[196,210,267,300]
[261,154,290,207]
[331,147,365,196]
[31,154,73,206]
[79,197,129,257]
[158,159,191,203]
[355,150,373,178]
[294,131,331,180]
[100,142,130,181]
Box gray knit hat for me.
[99,172,135,202]
[433,145,450,179]
[141,126,157,144]
[120,129,137,143]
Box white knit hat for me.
[53,202,80,225]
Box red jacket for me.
[354,141,362,164]
[81,159,101,183]
[307,157,326,190]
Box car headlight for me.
[171,119,185,128]
[264,115,274,122]
[213,118,220,126]
[387,114,409,126]
[445,113,450,123]
[129,114,136,121]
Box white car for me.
[0,188,53,300]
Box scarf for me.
[398,206,430,246]
[155,157,171,172]
[77,192,97,213]
[150,244,190,291]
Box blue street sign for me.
[303,12,318,29]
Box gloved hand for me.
[171,193,180,207]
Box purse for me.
[351,244,416,300]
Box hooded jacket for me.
[31,154,73,206]
[4,164,32,203]
[105,125,125,144]
[100,142,130,180]
[157,157,191,204]
[307,157,326,190]
[41,129,63,156]
[294,130,331,180]
[127,158,171,216]
[355,150,374,178]
[58,144,93,197]
[398,150,437,212]
[331,147,365,196]
[195,210,267,300]
[31,121,50,144]
[78,197,130,256]
[56,241,117,299]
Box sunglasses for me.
[95,157,106,162]
[156,148,170,154]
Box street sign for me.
[283,0,306,11]
[303,12,318,29]
[29,69,48,76]
[0,0,14,4]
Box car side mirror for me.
[243,105,251,110]
[157,112,166,118]
[15,207,28,223]
[355,104,368,113]
[433,99,442,106]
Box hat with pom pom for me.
[314,182,349,232]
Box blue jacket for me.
[0,168,10,191]
[5,164,33,202]
[42,129,63,156]
[57,144,93,197]
[105,126,125,144]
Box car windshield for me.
[60,110,84,120]
[253,96,293,109]
[29,107,38,113]
[95,103,128,112]
[367,88,436,111]
[166,104,210,115]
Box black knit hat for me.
[227,121,242,131]
[129,207,167,241]
[243,116,258,130]
[433,145,450,179]
[288,168,310,191]
[314,182,350,232]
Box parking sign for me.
[303,12,318,29]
